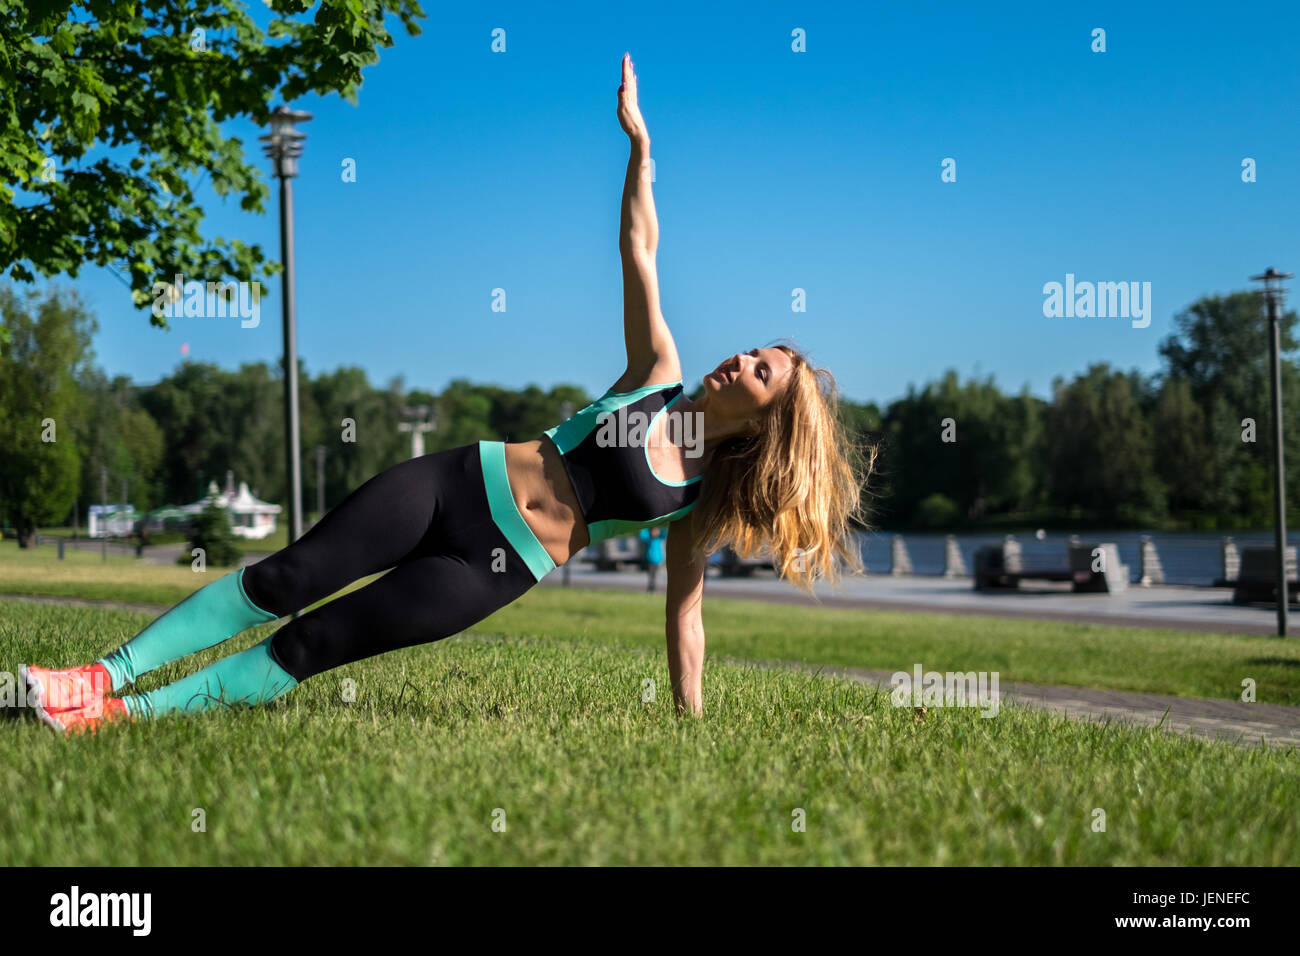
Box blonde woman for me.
[22,54,875,734]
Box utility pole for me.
[100,465,107,562]
[1251,267,1294,636]
[398,405,435,459]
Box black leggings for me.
[242,443,541,683]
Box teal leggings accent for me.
[121,636,298,719]
[97,568,279,692]
[478,440,555,581]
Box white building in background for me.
[181,473,282,539]
[87,504,139,538]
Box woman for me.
[22,54,875,735]
[640,526,665,592]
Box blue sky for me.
[35,0,1300,407]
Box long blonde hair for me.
[691,341,879,596]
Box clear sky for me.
[33,0,1300,407]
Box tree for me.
[3,1,425,315]
[1157,291,1300,526]
[0,284,94,545]
[182,499,242,568]
[426,379,502,450]
[489,383,592,443]
[880,370,1040,527]
[1151,376,1210,519]
[224,361,288,505]
[116,400,164,509]
[1159,291,1298,412]
[135,360,236,503]
[305,365,408,501]
[914,492,959,529]
[71,367,165,515]
[1044,364,1167,526]
[837,397,887,526]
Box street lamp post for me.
[260,106,312,558]
[1251,267,1294,637]
[100,464,107,562]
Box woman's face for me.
[704,347,794,421]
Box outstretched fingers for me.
[620,52,637,97]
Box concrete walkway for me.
[3,589,1296,751]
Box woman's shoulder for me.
[601,377,683,399]
[608,359,685,396]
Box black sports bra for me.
[543,381,702,544]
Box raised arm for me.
[612,53,682,394]
[664,510,707,718]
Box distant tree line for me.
[1,284,1295,546]
[853,290,1300,531]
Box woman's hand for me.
[617,53,649,145]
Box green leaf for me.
[5,0,429,315]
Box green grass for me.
[4,537,1300,705]
[0,537,309,605]
[492,589,1300,707]
[0,541,239,605]
[2,598,1297,865]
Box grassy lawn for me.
[0,540,203,604]
[2,598,1297,865]
[3,538,1300,706]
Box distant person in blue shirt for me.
[640,526,666,592]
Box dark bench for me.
[974,539,1129,593]
[1222,547,1299,604]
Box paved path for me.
[3,590,1296,751]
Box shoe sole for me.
[19,664,68,734]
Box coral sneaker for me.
[20,663,114,725]
[47,696,132,737]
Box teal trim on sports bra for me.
[544,380,682,456]
[478,440,557,582]
[586,504,697,546]
[541,379,703,548]
[643,387,705,489]
[608,380,681,396]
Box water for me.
[857,530,1300,587]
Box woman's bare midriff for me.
[503,439,591,566]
